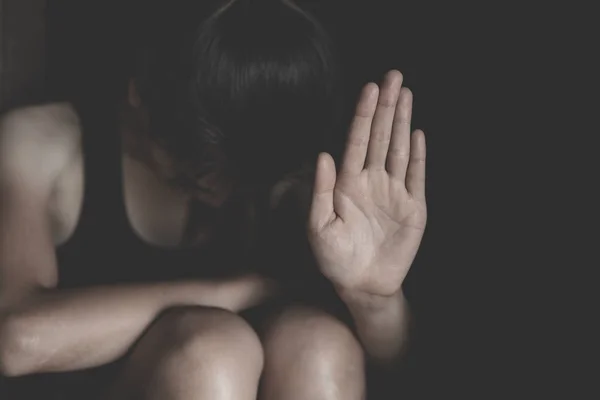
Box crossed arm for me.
[0,110,274,377]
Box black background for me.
[40,0,574,398]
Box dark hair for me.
[132,0,342,187]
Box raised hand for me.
[307,70,427,297]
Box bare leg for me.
[104,306,263,400]
[259,305,366,400]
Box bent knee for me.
[263,305,364,369]
[107,307,263,399]
[151,306,264,368]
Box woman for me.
[0,0,427,398]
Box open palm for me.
[308,70,427,296]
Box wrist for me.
[336,286,405,313]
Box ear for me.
[128,79,142,108]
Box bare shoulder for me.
[0,102,81,185]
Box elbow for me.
[0,312,43,377]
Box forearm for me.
[0,277,269,376]
[339,288,411,364]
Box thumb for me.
[309,152,337,232]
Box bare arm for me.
[0,107,272,377]
[338,288,411,364]
[303,72,425,365]
[270,161,412,364]
[0,277,272,377]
